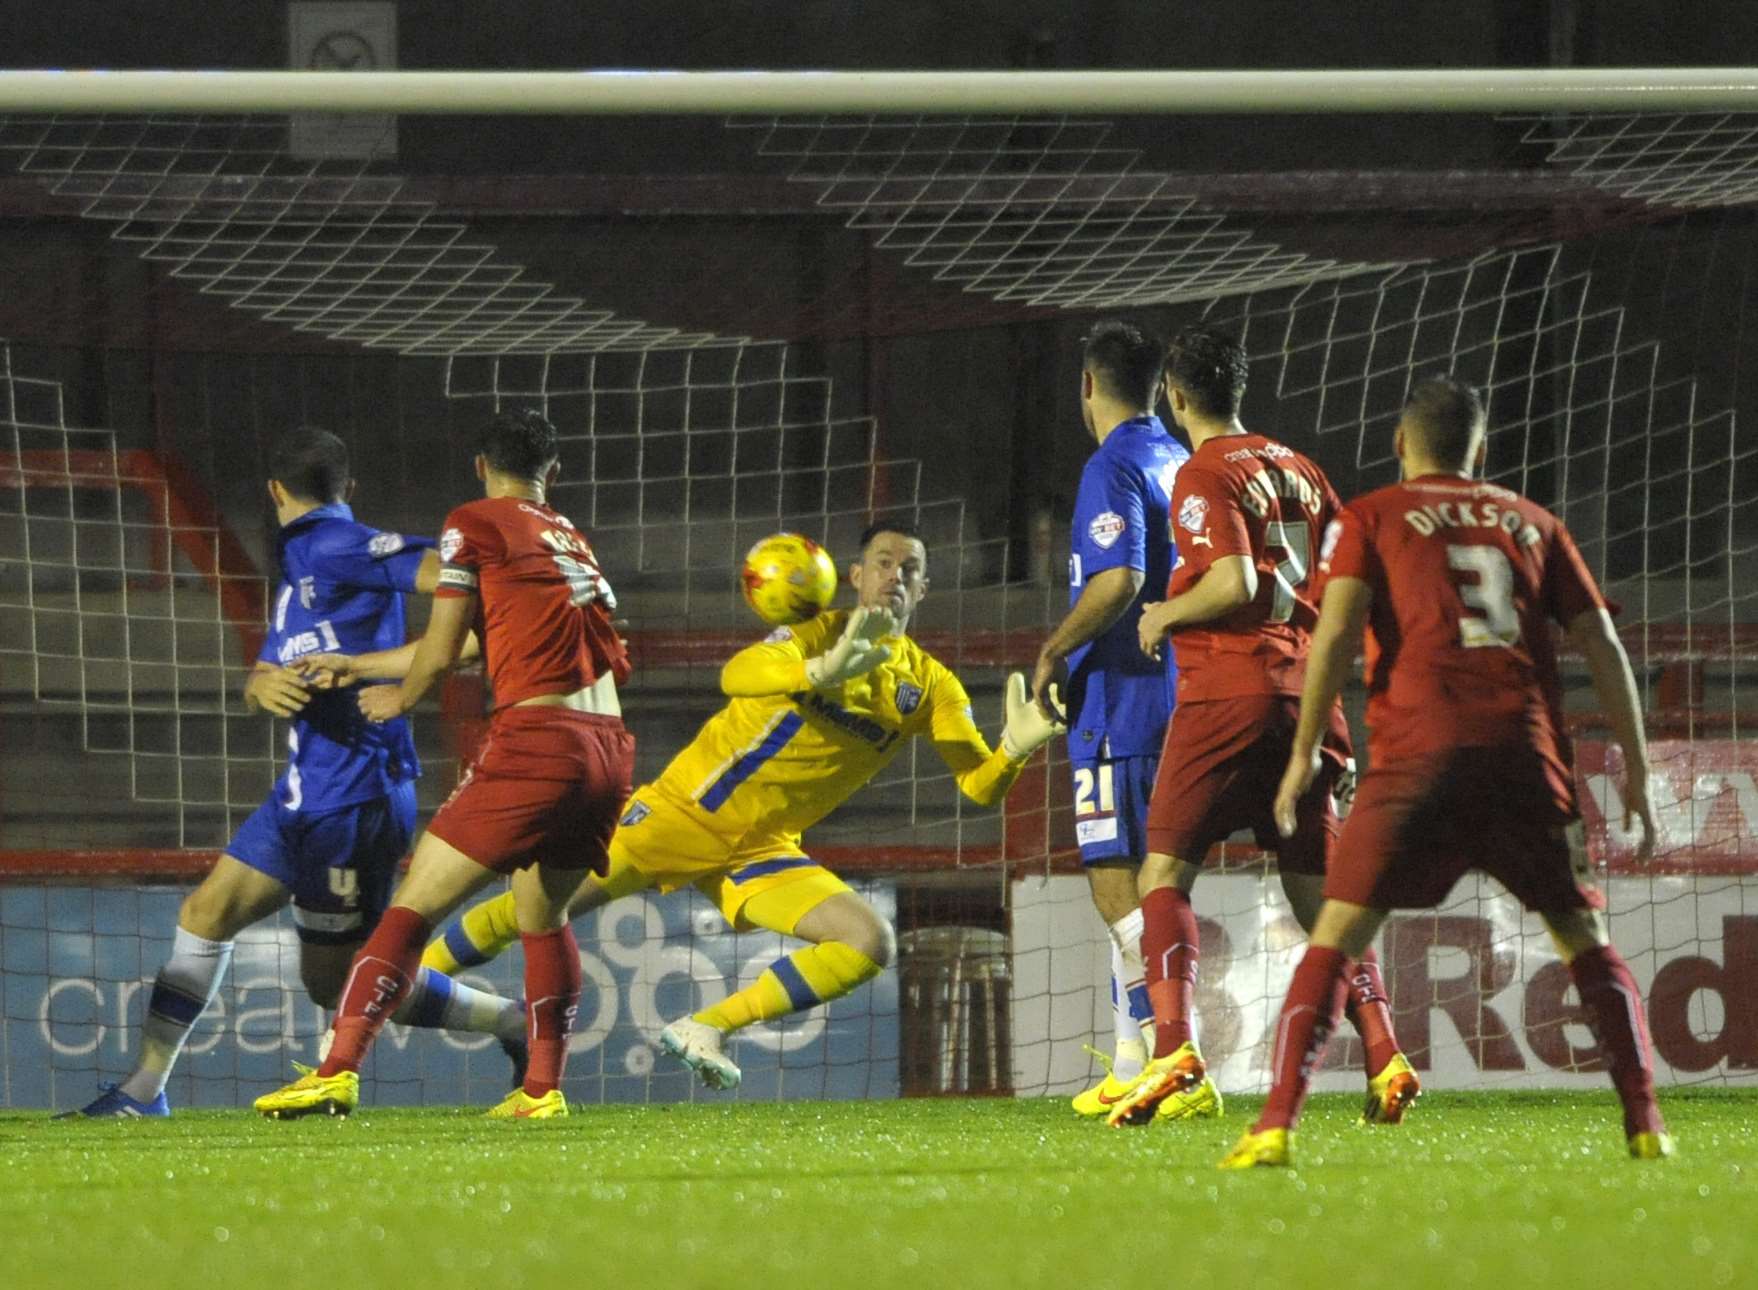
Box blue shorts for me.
[1068,753,1157,865]
[225,781,417,945]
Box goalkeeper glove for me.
[1001,671,1065,760]
[804,606,897,689]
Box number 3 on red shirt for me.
[1446,544,1520,648]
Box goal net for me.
[0,85,1752,1109]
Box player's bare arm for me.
[293,631,482,689]
[242,661,313,718]
[412,547,443,594]
[1567,606,1656,858]
[1272,574,1371,838]
[1136,554,1257,658]
[358,591,477,723]
[1033,564,1142,716]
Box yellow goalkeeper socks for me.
[419,890,520,975]
[694,941,881,1032]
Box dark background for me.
[0,1,1753,852]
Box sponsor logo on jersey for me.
[297,575,316,609]
[1088,511,1126,549]
[802,691,900,750]
[1178,496,1209,534]
[1319,519,1343,568]
[1224,442,1292,463]
[764,626,795,644]
[1188,532,1213,547]
[1076,817,1120,845]
[276,631,327,664]
[439,527,464,561]
[520,503,573,528]
[368,531,406,558]
[619,800,651,828]
[895,682,922,716]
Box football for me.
[740,533,839,625]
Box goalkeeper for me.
[412,521,1062,1089]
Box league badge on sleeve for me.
[1088,511,1126,550]
[367,532,406,558]
[439,527,464,561]
[895,682,923,716]
[1178,495,1209,535]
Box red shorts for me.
[1325,743,1588,911]
[427,707,634,876]
[1146,694,1352,875]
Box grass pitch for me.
[6,1090,1752,1290]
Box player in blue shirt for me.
[63,427,525,1117]
[1030,320,1211,1119]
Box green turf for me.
[5,1090,1753,1290]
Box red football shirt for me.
[1163,433,1342,701]
[1318,474,1605,763]
[434,496,630,709]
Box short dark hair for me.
[1164,326,1249,419]
[1082,319,1164,410]
[1401,375,1486,469]
[858,518,925,557]
[269,425,349,504]
[476,407,559,480]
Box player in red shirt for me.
[1107,327,1413,1128]
[255,408,634,1121]
[1221,376,1668,1168]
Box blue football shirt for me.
[259,503,433,812]
[1065,416,1188,758]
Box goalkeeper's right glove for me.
[1001,672,1065,760]
[804,606,897,689]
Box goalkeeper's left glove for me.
[1000,671,1066,760]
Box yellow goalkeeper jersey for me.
[648,609,1026,844]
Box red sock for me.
[1340,948,1400,1077]
[320,905,432,1076]
[1569,944,1665,1137]
[521,926,583,1097]
[1140,886,1199,1058]
[1255,945,1347,1133]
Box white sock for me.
[394,967,526,1045]
[120,926,233,1102]
[1107,908,1151,1079]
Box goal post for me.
[0,67,1757,115]
[0,69,1754,1109]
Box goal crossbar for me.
[0,68,1756,116]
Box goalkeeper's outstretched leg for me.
[665,871,891,1091]
[423,854,892,1094]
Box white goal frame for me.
[0,67,1754,116]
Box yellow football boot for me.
[485,1087,568,1120]
[1105,1042,1205,1128]
[1628,1131,1676,1160]
[1218,1127,1292,1169]
[1071,1046,1148,1117]
[1156,1073,1224,1121]
[254,1063,359,1120]
[1361,1051,1421,1125]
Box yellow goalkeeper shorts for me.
[606,786,854,933]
